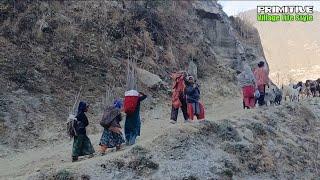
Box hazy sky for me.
[218,1,320,16]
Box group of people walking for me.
[71,62,268,161]
[71,92,147,162]
[236,61,270,109]
[70,70,207,162]
[170,72,205,124]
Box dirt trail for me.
[0,98,244,180]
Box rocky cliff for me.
[0,1,265,150]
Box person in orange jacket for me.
[254,61,270,106]
[170,71,188,124]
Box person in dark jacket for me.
[186,79,200,103]
[72,101,95,162]
[99,99,125,155]
[125,92,147,145]
[185,76,205,121]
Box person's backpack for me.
[124,90,139,115]
[67,114,78,138]
[100,106,121,128]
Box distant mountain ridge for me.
[238,9,320,83]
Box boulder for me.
[192,1,221,15]
[188,61,198,80]
[136,68,163,88]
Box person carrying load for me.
[170,71,189,124]
[99,99,125,155]
[236,64,257,109]
[254,61,270,106]
[71,101,95,162]
[185,76,205,122]
[124,90,147,145]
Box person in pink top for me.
[254,61,270,106]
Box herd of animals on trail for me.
[66,60,320,162]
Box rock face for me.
[187,61,198,80]
[191,1,266,70]
[136,68,163,89]
[0,1,265,149]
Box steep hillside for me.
[0,1,265,150]
[1,98,319,179]
[238,10,320,84]
[1,2,320,179]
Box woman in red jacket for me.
[170,71,188,124]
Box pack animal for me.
[264,86,276,106]
[299,83,311,99]
[274,88,282,105]
[282,84,293,102]
[310,81,317,97]
[282,84,301,102]
[291,86,301,102]
[316,79,320,97]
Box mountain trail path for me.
[0,97,247,179]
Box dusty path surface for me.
[0,97,250,179]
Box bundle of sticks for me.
[126,51,138,91]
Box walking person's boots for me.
[72,156,78,162]
[100,145,108,155]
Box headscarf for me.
[77,101,88,115]
[187,75,194,82]
[113,99,123,109]
[258,61,265,68]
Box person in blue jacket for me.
[185,76,205,121]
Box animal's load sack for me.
[124,90,139,115]
[100,106,121,129]
[254,90,260,98]
[67,114,77,138]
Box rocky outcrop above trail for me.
[0,1,265,149]
[136,68,165,89]
[191,1,266,70]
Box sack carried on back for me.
[254,90,260,98]
[67,114,77,138]
[100,106,121,128]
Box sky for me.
[218,1,320,16]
